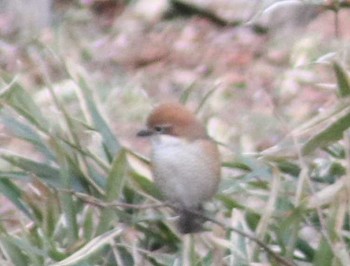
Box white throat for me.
[151,134,185,148]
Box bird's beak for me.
[137,129,153,137]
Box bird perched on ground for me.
[137,102,221,234]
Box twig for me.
[171,0,241,27]
[60,189,167,209]
[323,2,350,11]
[0,218,20,223]
[60,189,296,266]
[166,203,295,266]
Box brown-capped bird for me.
[137,102,221,234]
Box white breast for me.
[151,135,219,208]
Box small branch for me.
[0,218,20,223]
[60,189,167,210]
[60,189,295,266]
[322,2,350,11]
[166,204,295,266]
[170,0,240,27]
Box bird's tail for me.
[177,207,205,234]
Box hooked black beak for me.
[137,129,153,137]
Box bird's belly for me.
[151,143,218,208]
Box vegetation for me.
[0,0,350,265]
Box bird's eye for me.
[154,126,163,133]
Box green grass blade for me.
[77,76,121,161]
[0,111,56,161]
[1,154,61,186]
[333,62,350,98]
[130,172,162,200]
[313,237,333,266]
[0,153,86,190]
[96,150,127,234]
[0,171,31,182]
[179,82,196,104]
[302,111,350,155]
[216,194,245,210]
[0,80,48,132]
[83,208,94,241]
[296,238,315,261]
[2,235,47,257]
[195,86,218,114]
[0,179,32,218]
[0,236,28,266]
[53,141,79,242]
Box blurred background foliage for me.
[1,0,350,265]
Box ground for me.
[0,1,350,263]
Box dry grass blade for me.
[51,227,124,266]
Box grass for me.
[0,1,350,265]
[1,54,350,265]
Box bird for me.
[137,102,221,234]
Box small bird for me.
[137,102,221,234]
